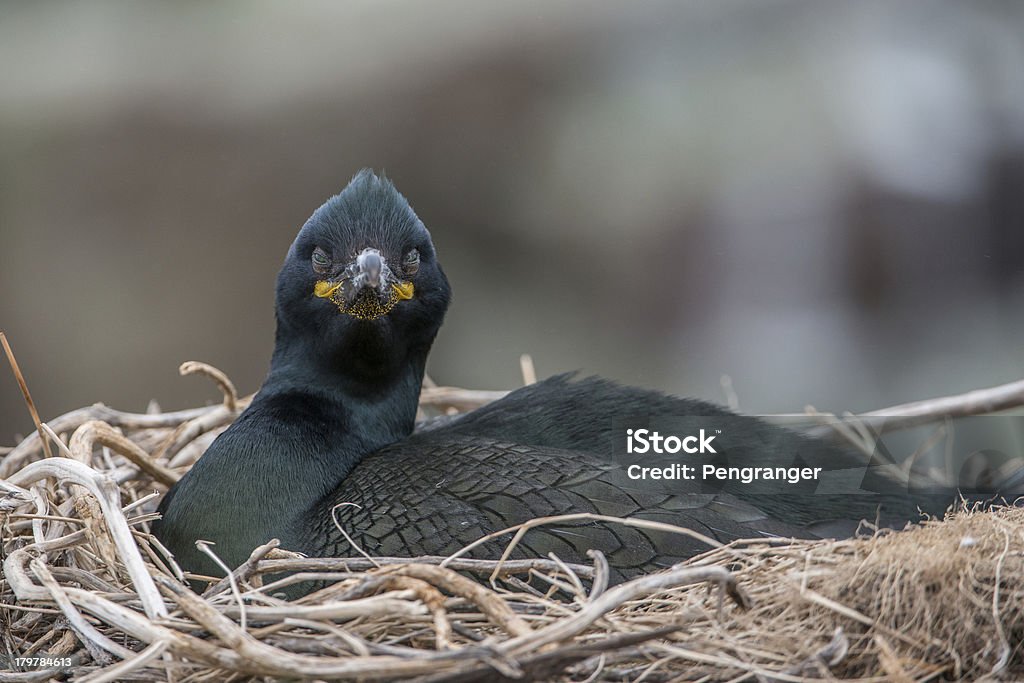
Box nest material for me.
[0,363,1022,682]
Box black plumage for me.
[154,170,940,590]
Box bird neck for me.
[265,344,427,402]
[262,322,430,461]
[221,355,423,534]
[267,311,434,392]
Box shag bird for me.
[154,171,944,588]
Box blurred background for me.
[2,0,1024,445]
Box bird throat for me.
[314,279,415,320]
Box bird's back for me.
[302,376,939,576]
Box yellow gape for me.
[314,280,415,320]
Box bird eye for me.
[403,248,420,275]
[311,247,331,273]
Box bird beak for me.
[314,247,415,320]
[354,249,384,292]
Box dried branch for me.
[5,458,167,619]
[1,401,247,478]
[179,360,239,411]
[67,420,178,486]
[77,640,168,683]
[1,332,52,460]
[806,376,1024,439]
[374,564,533,638]
[502,565,746,656]
[418,386,508,413]
[30,559,130,661]
[439,512,725,582]
[239,555,594,580]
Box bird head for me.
[272,170,451,384]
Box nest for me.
[1,361,1023,682]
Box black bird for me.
[154,170,938,587]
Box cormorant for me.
[153,170,941,588]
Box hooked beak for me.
[353,248,383,293]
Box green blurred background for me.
[2,1,1024,444]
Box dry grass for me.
[1,362,1022,681]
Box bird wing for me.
[305,435,816,578]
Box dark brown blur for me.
[2,1,1024,444]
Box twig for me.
[417,626,682,683]
[247,555,593,579]
[439,512,724,583]
[66,421,178,486]
[364,575,454,649]
[179,361,238,411]
[586,549,610,601]
[519,354,536,385]
[0,332,52,460]
[282,617,372,656]
[807,377,1024,439]
[29,559,130,661]
[418,387,508,413]
[77,640,168,683]
[499,565,745,654]
[0,399,250,478]
[197,541,247,632]
[374,564,533,638]
[720,374,739,411]
[150,577,459,679]
[218,592,428,622]
[202,539,281,598]
[330,502,380,567]
[6,458,168,619]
